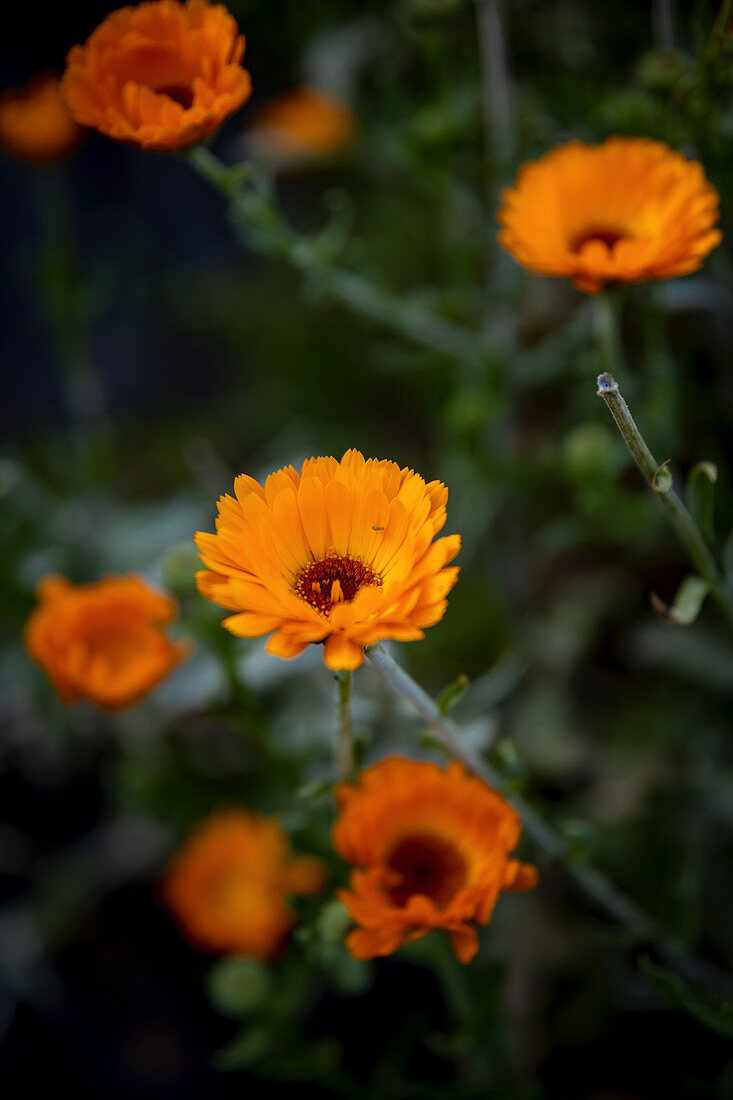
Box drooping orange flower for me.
[333,757,538,964]
[161,810,327,956]
[248,86,355,162]
[24,575,189,710]
[0,73,84,164]
[497,137,722,294]
[62,0,252,153]
[195,449,460,671]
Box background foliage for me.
[2,0,733,1096]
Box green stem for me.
[187,146,486,366]
[366,643,733,999]
[336,670,354,780]
[593,292,624,378]
[596,372,733,629]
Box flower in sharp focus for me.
[195,448,460,671]
[497,137,721,294]
[161,810,327,956]
[24,575,190,710]
[0,73,84,163]
[333,757,538,964]
[247,86,355,163]
[62,0,252,153]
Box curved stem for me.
[336,670,354,780]
[187,145,486,366]
[366,643,733,999]
[597,372,733,629]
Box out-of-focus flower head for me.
[246,86,355,164]
[333,757,538,963]
[0,72,84,163]
[24,575,190,710]
[161,810,327,956]
[498,137,721,294]
[195,449,460,671]
[62,0,252,153]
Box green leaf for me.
[207,957,272,1018]
[649,575,710,626]
[688,461,717,543]
[436,673,469,713]
[652,461,673,493]
[639,956,733,1038]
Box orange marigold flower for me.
[333,757,538,964]
[161,810,327,956]
[195,449,460,672]
[248,86,355,162]
[24,574,189,710]
[497,137,722,294]
[62,0,252,153]
[0,72,84,164]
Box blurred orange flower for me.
[498,137,721,294]
[0,72,83,163]
[333,757,537,963]
[161,810,326,956]
[248,86,355,162]
[195,449,460,671]
[24,575,189,710]
[62,0,252,152]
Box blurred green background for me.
[2,0,733,1096]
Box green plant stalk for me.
[366,643,733,999]
[596,372,733,629]
[187,145,485,365]
[336,670,354,780]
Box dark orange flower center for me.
[156,84,195,109]
[386,833,468,909]
[570,226,629,253]
[294,553,379,614]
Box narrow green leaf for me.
[652,461,673,493]
[688,461,717,543]
[436,673,469,714]
[639,956,733,1038]
[650,575,709,626]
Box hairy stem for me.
[187,145,485,365]
[336,670,354,780]
[366,643,733,998]
[596,372,733,628]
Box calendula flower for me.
[195,449,460,671]
[161,810,326,956]
[24,575,189,710]
[333,757,538,963]
[62,0,252,153]
[247,86,355,162]
[497,137,721,294]
[0,72,83,163]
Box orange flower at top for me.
[195,449,460,671]
[248,87,356,162]
[62,0,252,152]
[0,73,83,163]
[497,137,722,294]
[24,574,189,710]
[161,810,326,956]
[333,757,538,964]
